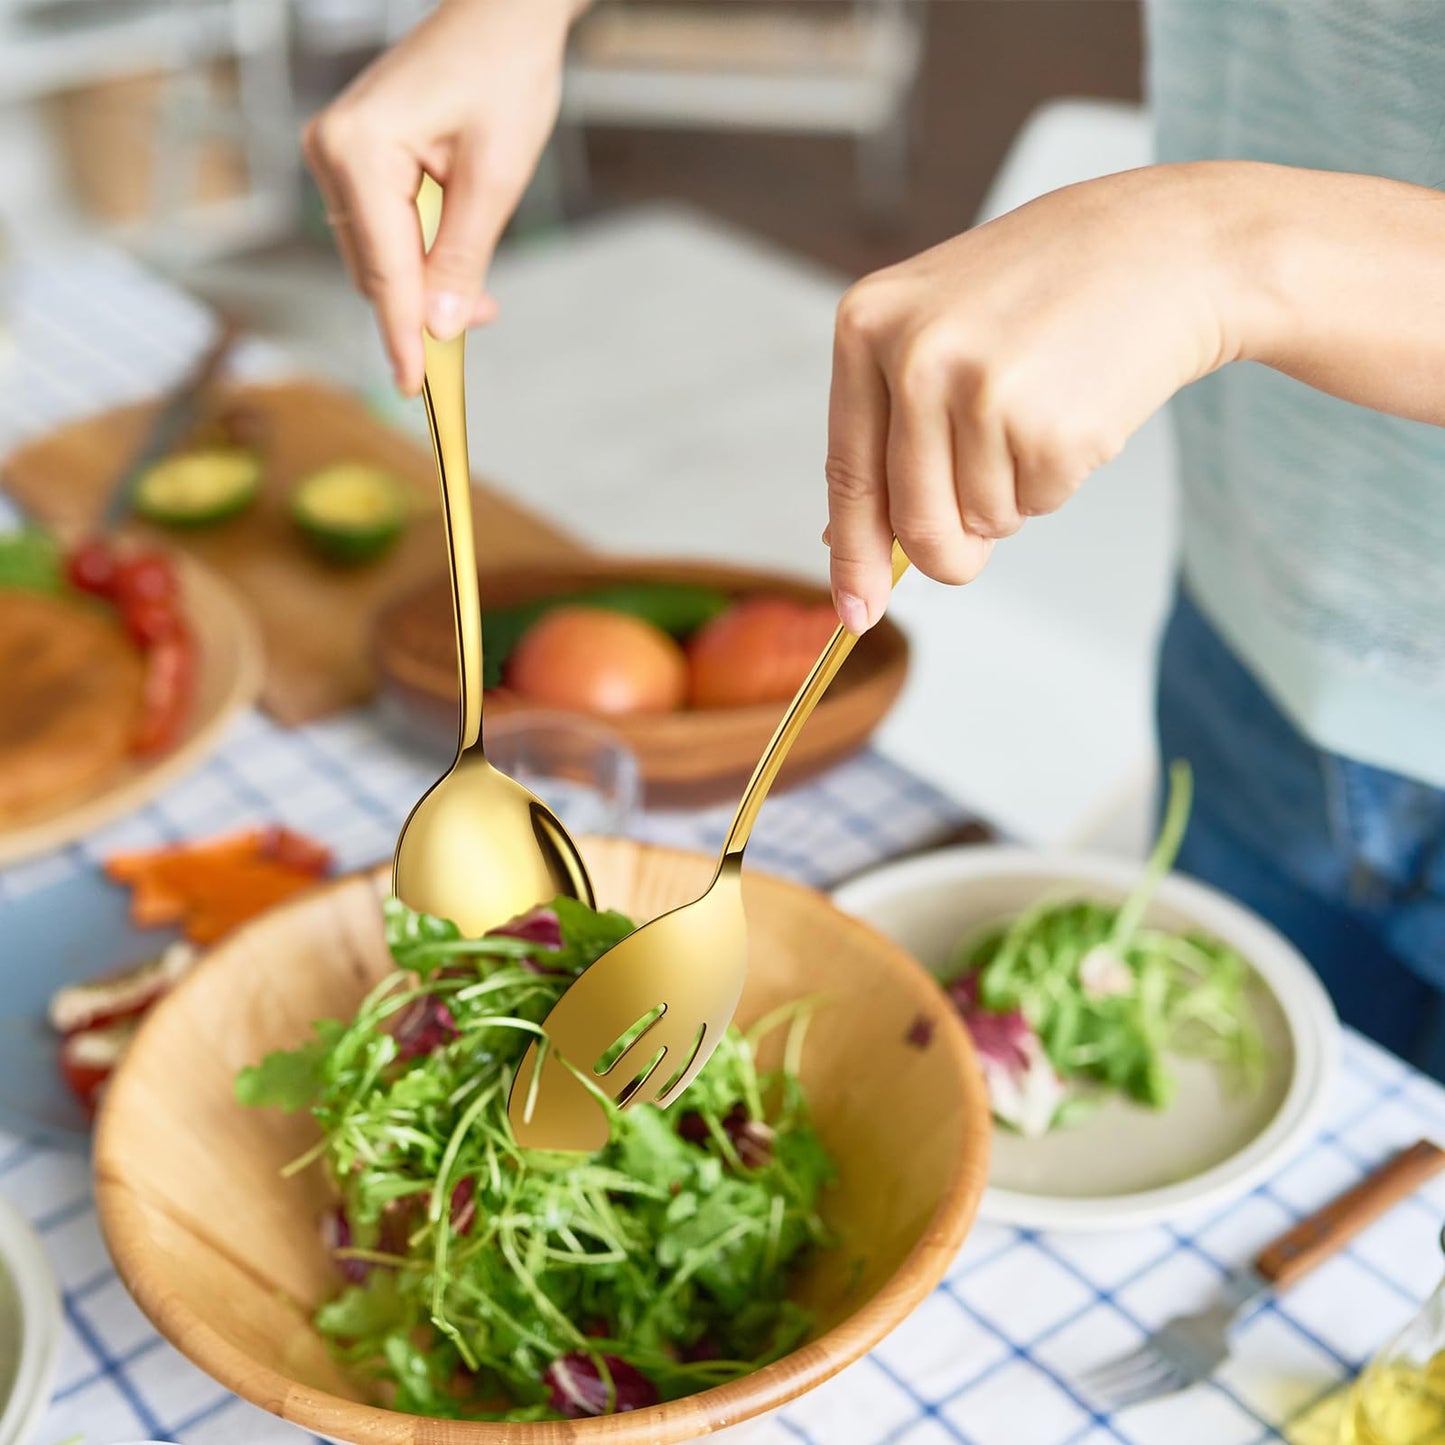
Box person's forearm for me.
[442,0,590,20]
[1226,161,1445,425]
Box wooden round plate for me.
[372,556,910,804]
[0,557,264,866]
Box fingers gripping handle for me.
[416,174,484,754]
[720,540,910,863]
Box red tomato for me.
[66,537,118,597]
[507,607,688,716]
[132,630,195,756]
[122,597,183,647]
[114,550,180,609]
[687,597,840,708]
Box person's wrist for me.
[1194,160,1298,372]
[442,0,589,21]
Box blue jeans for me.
[1156,587,1445,1076]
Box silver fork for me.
[1081,1139,1445,1413]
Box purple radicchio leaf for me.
[544,1353,658,1418]
[487,906,567,974]
[319,1205,370,1285]
[390,994,459,1060]
[677,1102,775,1169]
[948,972,1066,1138]
[449,1175,477,1235]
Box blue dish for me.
[0,872,180,1149]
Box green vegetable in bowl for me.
[237,895,835,1422]
[291,463,408,563]
[948,762,1265,1137]
[134,449,261,528]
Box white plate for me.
[0,1193,61,1445]
[832,846,1339,1231]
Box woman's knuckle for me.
[824,453,875,505]
[308,109,358,170]
[894,326,959,401]
[356,260,395,299]
[962,504,1021,540]
[1015,442,1081,515]
[892,516,957,568]
[835,282,882,348]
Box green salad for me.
[237,896,835,1422]
[945,763,1265,1137]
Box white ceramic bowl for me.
[0,1193,61,1445]
[833,846,1340,1231]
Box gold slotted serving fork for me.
[507,540,911,1151]
[391,175,595,938]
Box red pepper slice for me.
[122,597,184,648]
[132,629,195,756]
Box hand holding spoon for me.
[391,175,594,937]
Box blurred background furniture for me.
[560,1,926,218]
[0,0,300,260]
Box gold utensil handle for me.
[720,540,910,862]
[1255,1138,1445,1290]
[416,174,484,754]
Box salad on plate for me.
[940,764,1265,1138]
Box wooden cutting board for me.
[1,380,584,724]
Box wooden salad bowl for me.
[94,838,990,1444]
[371,557,911,803]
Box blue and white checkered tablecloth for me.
[4,241,1445,1445]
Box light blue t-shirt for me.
[1147,0,1445,787]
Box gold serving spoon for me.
[392,175,595,937]
[508,540,912,1150]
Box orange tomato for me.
[506,607,688,715]
[686,597,840,708]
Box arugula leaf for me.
[549,896,636,974]
[383,896,462,975]
[234,1031,334,1111]
[316,1274,408,1341]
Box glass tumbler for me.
[483,710,641,840]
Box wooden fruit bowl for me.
[371,557,910,804]
[94,838,990,1444]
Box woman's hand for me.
[303,0,588,394]
[823,163,1254,632]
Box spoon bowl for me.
[393,751,594,939]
